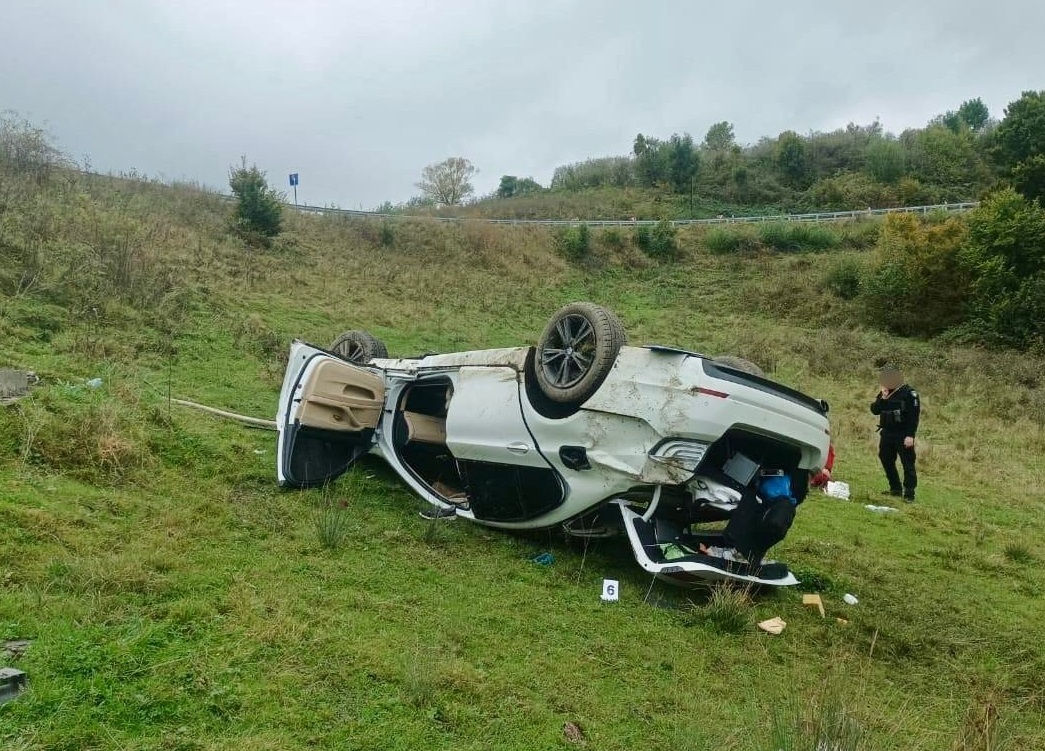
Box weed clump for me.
[555,223,591,262]
[758,222,841,252]
[681,584,752,633]
[824,257,864,300]
[314,489,351,550]
[14,384,149,484]
[635,219,679,260]
[770,689,863,751]
[704,225,760,254]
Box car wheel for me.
[330,330,388,364]
[713,355,765,378]
[535,302,626,404]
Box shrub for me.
[228,157,283,241]
[806,172,898,210]
[861,212,970,336]
[599,227,624,249]
[703,225,760,254]
[379,221,395,247]
[554,223,591,261]
[959,188,1045,347]
[824,257,864,300]
[758,222,840,252]
[838,219,881,249]
[635,219,679,259]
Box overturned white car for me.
[277,303,832,586]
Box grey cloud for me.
[2,0,1042,208]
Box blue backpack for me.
[758,472,796,505]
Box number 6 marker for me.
[601,579,619,602]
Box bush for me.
[837,219,881,249]
[703,225,760,254]
[554,223,591,261]
[634,219,679,259]
[960,188,1045,346]
[824,257,864,300]
[861,213,970,336]
[228,157,283,241]
[379,221,395,247]
[758,222,840,252]
[806,172,898,210]
[599,227,625,249]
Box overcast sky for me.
[2,0,1042,208]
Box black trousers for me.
[878,433,917,495]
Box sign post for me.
[289,173,299,205]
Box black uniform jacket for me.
[870,384,920,437]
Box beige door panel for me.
[297,359,385,432]
[403,411,448,444]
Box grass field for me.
[1,175,1044,750]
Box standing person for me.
[870,364,920,502]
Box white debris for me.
[758,616,787,635]
[864,504,898,513]
[843,593,859,605]
[824,480,851,500]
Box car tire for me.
[713,355,765,378]
[330,330,388,364]
[535,302,626,404]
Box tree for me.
[910,125,985,196]
[865,138,906,184]
[416,157,477,205]
[633,133,666,187]
[960,188,1045,344]
[702,121,735,152]
[228,157,282,240]
[993,90,1045,203]
[667,133,699,194]
[775,130,807,186]
[496,175,518,199]
[496,175,542,199]
[957,98,990,132]
[516,177,543,196]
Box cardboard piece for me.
[802,593,826,618]
[758,616,787,635]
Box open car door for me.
[277,341,386,488]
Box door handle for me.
[507,442,530,455]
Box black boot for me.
[903,490,915,504]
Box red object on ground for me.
[810,444,835,488]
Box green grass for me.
[2,170,1045,750]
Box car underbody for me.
[277,304,831,588]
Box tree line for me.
[398,91,1045,217]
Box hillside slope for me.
[1,171,1044,750]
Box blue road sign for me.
[289,173,299,187]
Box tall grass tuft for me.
[1002,542,1034,566]
[682,584,752,633]
[758,222,841,252]
[314,487,351,551]
[704,225,760,254]
[953,694,1009,751]
[770,689,863,751]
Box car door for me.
[277,341,386,488]
[444,366,565,523]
